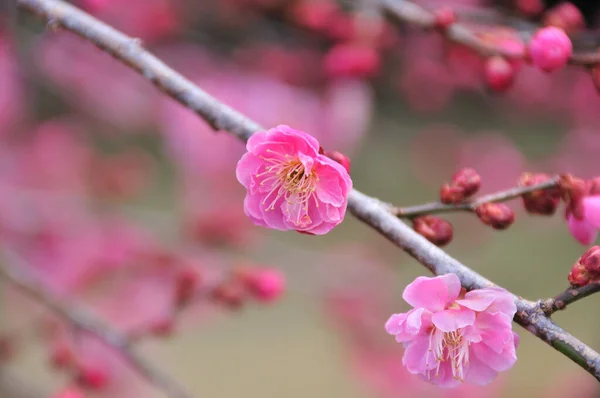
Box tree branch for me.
[15,0,600,382]
[380,0,600,66]
[391,176,560,218]
[541,283,600,315]
[0,252,197,398]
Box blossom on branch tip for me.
[385,274,518,387]
[236,125,352,235]
[528,27,572,73]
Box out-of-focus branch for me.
[15,0,600,381]
[541,283,600,315]
[390,176,560,218]
[380,0,600,66]
[0,253,197,398]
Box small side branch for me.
[391,176,560,218]
[0,254,197,398]
[541,283,600,315]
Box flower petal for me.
[583,196,600,228]
[475,312,514,354]
[402,336,435,374]
[568,214,598,245]
[465,354,498,386]
[456,287,516,318]
[402,274,461,312]
[432,308,475,332]
[471,339,517,372]
[385,308,431,342]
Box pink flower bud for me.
[440,168,481,204]
[579,246,600,275]
[323,43,381,79]
[245,268,286,303]
[519,172,561,215]
[515,0,544,16]
[484,56,514,92]
[528,27,572,72]
[290,1,338,33]
[560,174,587,220]
[412,216,453,247]
[434,7,456,30]
[568,262,590,287]
[76,365,109,390]
[542,2,584,34]
[50,387,86,398]
[475,203,515,230]
[174,268,201,307]
[324,150,351,173]
[49,342,74,370]
[150,317,176,337]
[211,281,246,310]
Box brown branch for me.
[0,252,197,398]
[391,176,560,218]
[15,0,600,382]
[380,0,600,66]
[541,283,600,315]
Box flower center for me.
[427,327,470,382]
[256,149,319,226]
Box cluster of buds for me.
[211,266,286,310]
[412,216,453,247]
[440,167,481,204]
[542,2,585,34]
[519,173,562,215]
[568,246,600,287]
[324,150,351,173]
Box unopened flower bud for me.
[150,317,176,337]
[76,365,109,390]
[485,56,514,92]
[559,174,587,220]
[245,269,286,303]
[174,268,200,307]
[542,2,584,34]
[579,246,600,275]
[475,203,515,230]
[434,7,456,30]
[568,262,590,287]
[412,216,453,246]
[528,27,572,73]
[49,342,74,369]
[211,281,246,310]
[440,168,481,204]
[325,151,351,173]
[519,173,561,215]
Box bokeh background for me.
[2,0,600,397]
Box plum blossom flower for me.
[385,274,518,388]
[567,196,600,245]
[236,125,352,235]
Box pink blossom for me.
[236,125,352,235]
[528,27,572,73]
[567,196,600,245]
[385,274,518,388]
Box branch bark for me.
[541,283,600,315]
[15,0,600,382]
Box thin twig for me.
[541,283,600,315]
[16,0,600,381]
[0,252,197,398]
[391,176,560,218]
[380,0,600,66]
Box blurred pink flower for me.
[386,274,518,387]
[567,196,600,245]
[236,125,352,235]
[0,36,25,135]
